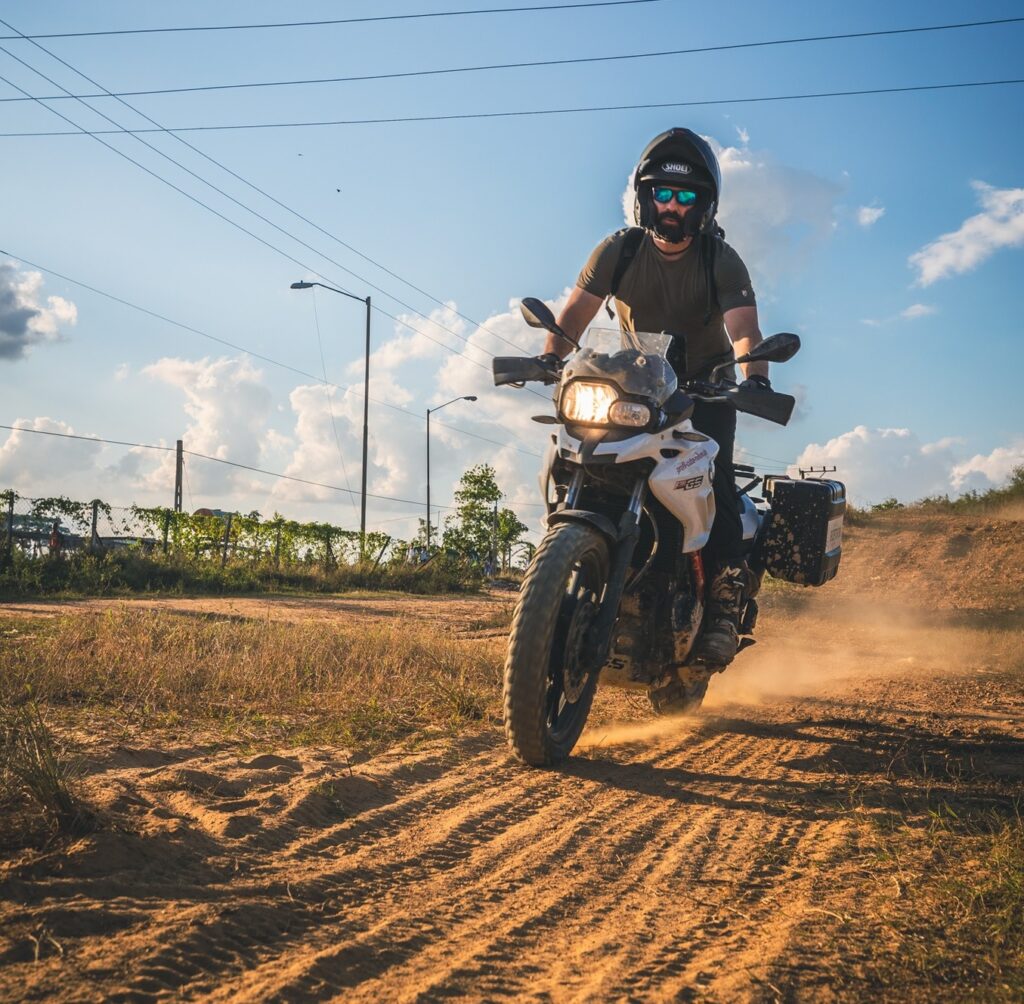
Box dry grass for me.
[860,806,1024,1000]
[0,609,505,750]
[836,724,1024,1000]
[0,702,94,844]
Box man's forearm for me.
[731,334,769,379]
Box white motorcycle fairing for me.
[541,416,720,553]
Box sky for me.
[1,0,1023,542]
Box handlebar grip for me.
[492,356,558,387]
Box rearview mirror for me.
[520,297,579,350]
[735,332,801,366]
[520,297,559,331]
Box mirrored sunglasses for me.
[652,187,698,207]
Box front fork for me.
[582,478,647,669]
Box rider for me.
[541,127,771,666]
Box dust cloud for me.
[581,591,1022,746]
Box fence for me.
[0,489,394,571]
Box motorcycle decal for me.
[826,515,844,552]
[674,476,703,491]
[675,449,708,473]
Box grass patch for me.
[863,803,1024,1000]
[0,548,481,600]
[0,701,95,846]
[0,608,504,753]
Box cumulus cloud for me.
[621,134,844,290]
[795,426,961,506]
[951,441,1024,493]
[0,417,103,493]
[856,205,885,227]
[141,356,274,500]
[909,181,1024,286]
[795,426,1024,506]
[0,260,77,361]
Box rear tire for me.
[503,522,610,766]
[647,668,709,717]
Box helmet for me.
[632,128,722,238]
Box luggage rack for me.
[733,462,763,499]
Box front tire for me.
[503,522,610,766]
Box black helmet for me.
[632,127,722,238]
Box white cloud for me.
[796,426,1024,506]
[622,135,844,290]
[899,303,937,320]
[141,356,274,501]
[0,260,77,361]
[856,205,885,227]
[862,303,938,325]
[951,441,1024,493]
[0,417,103,493]
[909,181,1024,286]
[114,362,130,381]
[735,126,750,145]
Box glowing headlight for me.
[608,400,651,427]
[560,381,619,424]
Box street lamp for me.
[426,395,477,551]
[290,280,372,555]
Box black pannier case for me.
[758,477,846,586]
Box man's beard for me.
[652,211,688,242]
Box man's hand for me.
[738,374,772,392]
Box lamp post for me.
[426,395,477,551]
[290,280,371,555]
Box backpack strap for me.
[700,230,722,325]
[604,227,645,319]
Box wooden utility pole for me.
[174,439,183,512]
[89,499,100,551]
[799,465,837,480]
[3,492,13,566]
[220,512,233,567]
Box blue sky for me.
[1,0,1023,536]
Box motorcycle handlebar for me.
[492,359,794,426]
[492,356,561,387]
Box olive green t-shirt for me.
[577,229,755,379]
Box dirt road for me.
[2,515,1023,1000]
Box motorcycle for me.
[492,298,845,767]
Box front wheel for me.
[503,522,610,766]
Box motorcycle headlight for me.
[608,400,651,427]
[560,380,653,427]
[560,381,619,424]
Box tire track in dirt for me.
[205,729,796,1000]
[133,738,707,997]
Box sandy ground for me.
[1,515,1022,1001]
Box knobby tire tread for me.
[503,522,608,766]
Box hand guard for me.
[739,373,771,392]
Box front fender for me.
[545,509,619,545]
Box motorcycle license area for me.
[1,508,1022,1000]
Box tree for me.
[441,464,529,569]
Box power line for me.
[735,446,798,468]
[5,16,1019,103]
[0,422,549,510]
[0,43,522,371]
[7,77,1020,136]
[0,19,541,371]
[0,248,544,460]
[0,422,443,509]
[0,424,173,452]
[0,1,664,40]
